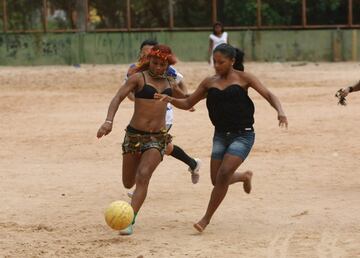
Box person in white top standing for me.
[208,22,228,66]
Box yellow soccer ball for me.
[104,201,134,230]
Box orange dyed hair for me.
[134,44,177,73]
[148,44,177,64]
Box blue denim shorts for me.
[211,129,255,161]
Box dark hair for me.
[233,48,244,71]
[213,43,244,71]
[140,39,158,50]
[212,22,224,35]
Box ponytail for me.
[233,48,244,71]
[213,43,245,71]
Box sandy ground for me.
[0,62,359,258]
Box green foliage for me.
[131,0,169,28]
[218,0,302,26]
[47,0,77,29]
[355,0,360,24]
[89,0,126,29]
[173,0,212,27]
[261,0,302,26]
[0,2,3,30]
[219,0,257,26]
[307,0,348,24]
[7,0,43,30]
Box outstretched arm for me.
[97,74,139,138]
[339,80,360,97]
[177,80,197,111]
[155,77,210,110]
[352,80,360,91]
[246,73,288,128]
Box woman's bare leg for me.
[131,149,162,213]
[229,170,253,193]
[122,153,141,189]
[211,159,252,193]
[194,154,243,232]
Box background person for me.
[208,22,228,66]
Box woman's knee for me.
[216,169,232,185]
[136,168,152,185]
[122,173,135,189]
[211,175,217,186]
[122,178,135,189]
[122,169,136,189]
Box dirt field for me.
[0,62,359,258]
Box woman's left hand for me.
[278,114,288,128]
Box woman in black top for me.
[155,43,288,232]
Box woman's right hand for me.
[339,87,350,98]
[278,114,288,128]
[97,122,113,138]
[154,93,173,103]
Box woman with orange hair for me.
[97,45,186,235]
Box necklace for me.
[148,69,167,79]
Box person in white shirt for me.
[208,22,228,66]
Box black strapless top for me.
[206,84,255,132]
[135,72,172,99]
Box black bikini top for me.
[135,72,173,99]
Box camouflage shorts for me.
[122,125,172,158]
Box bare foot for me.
[243,171,253,194]
[193,218,209,233]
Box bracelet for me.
[349,86,354,92]
[105,120,113,124]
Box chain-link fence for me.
[1,0,360,33]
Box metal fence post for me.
[257,0,261,28]
[43,0,47,32]
[3,0,7,32]
[348,0,353,26]
[126,0,131,31]
[85,0,89,32]
[212,0,217,24]
[169,0,174,29]
[302,0,307,27]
